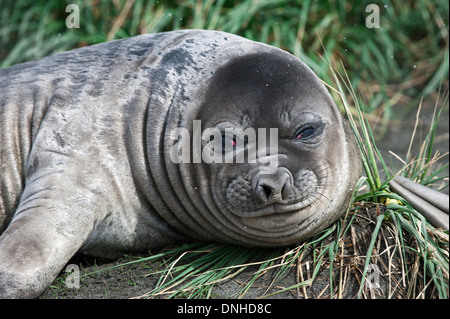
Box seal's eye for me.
[293,121,324,144]
[220,133,248,154]
[296,126,315,139]
[221,135,236,151]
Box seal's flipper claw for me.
[389,176,449,230]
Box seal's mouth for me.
[228,197,317,218]
[229,192,320,233]
[239,208,313,233]
[223,183,324,234]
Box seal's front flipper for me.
[389,176,449,230]
[0,184,98,298]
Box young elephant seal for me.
[0,30,361,298]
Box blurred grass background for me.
[0,0,448,135]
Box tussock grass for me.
[327,56,449,299]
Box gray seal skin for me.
[0,30,361,298]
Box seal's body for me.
[0,30,361,298]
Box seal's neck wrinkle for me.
[139,31,239,242]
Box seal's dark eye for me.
[293,122,324,143]
[220,133,248,154]
[296,126,315,139]
[221,135,236,150]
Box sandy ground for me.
[39,100,449,299]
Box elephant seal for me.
[0,30,361,298]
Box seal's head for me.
[156,32,361,247]
[191,48,361,246]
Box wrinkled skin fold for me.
[0,30,361,298]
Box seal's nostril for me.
[262,185,273,201]
[281,178,293,200]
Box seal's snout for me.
[253,168,293,204]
